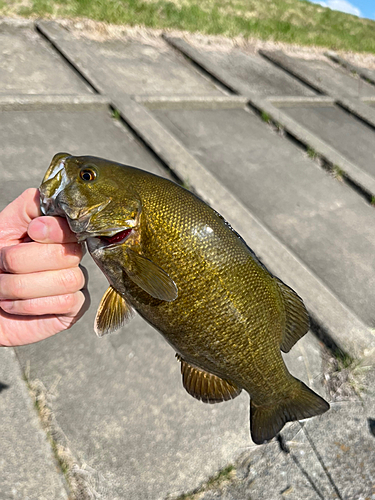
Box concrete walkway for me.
[0,18,374,500]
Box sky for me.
[308,0,375,19]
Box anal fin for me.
[176,355,241,404]
[95,286,135,337]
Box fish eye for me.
[80,168,97,182]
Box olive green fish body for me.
[40,154,329,444]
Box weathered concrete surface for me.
[261,49,375,100]
[282,103,375,180]
[261,49,375,130]
[189,368,375,500]
[0,348,68,499]
[326,51,375,87]
[165,40,317,97]
[0,19,92,95]
[165,37,375,205]
[1,18,375,500]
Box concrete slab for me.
[261,50,375,130]
[0,19,92,95]
[165,38,316,97]
[282,103,375,180]
[0,348,68,499]
[263,51,375,100]
[151,105,375,328]
[37,21,224,98]
[325,51,375,88]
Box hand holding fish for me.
[0,188,88,347]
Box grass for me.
[2,0,375,53]
[174,464,236,499]
[306,146,318,159]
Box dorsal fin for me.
[176,355,241,403]
[276,278,310,353]
[95,286,135,337]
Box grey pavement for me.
[0,18,374,500]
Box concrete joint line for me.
[325,51,375,87]
[0,94,111,111]
[266,96,335,107]
[134,94,248,110]
[248,97,375,197]
[35,21,102,96]
[260,50,375,130]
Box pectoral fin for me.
[126,248,178,301]
[95,286,135,337]
[176,355,242,403]
[276,278,310,353]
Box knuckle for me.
[60,268,84,291]
[19,299,36,315]
[60,243,83,263]
[0,246,19,273]
[0,274,24,299]
[59,293,76,311]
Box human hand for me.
[0,188,89,346]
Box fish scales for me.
[39,153,329,444]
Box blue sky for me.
[308,0,375,19]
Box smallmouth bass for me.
[39,153,329,444]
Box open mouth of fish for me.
[97,227,133,247]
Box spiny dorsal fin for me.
[126,249,178,302]
[276,278,310,353]
[176,355,241,404]
[95,286,135,337]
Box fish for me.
[39,153,329,444]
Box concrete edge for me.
[260,49,375,130]
[335,95,375,129]
[253,97,375,197]
[134,94,248,110]
[6,348,69,497]
[165,37,375,198]
[267,96,335,107]
[0,94,111,111]
[325,51,375,86]
[36,21,375,358]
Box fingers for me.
[0,267,85,300]
[0,291,86,316]
[28,216,78,244]
[0,241,83,274]
[0,287,90,347]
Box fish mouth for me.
[85,227,134,248]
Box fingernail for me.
[0,300,14,313]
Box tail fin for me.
[250,378,329,445]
